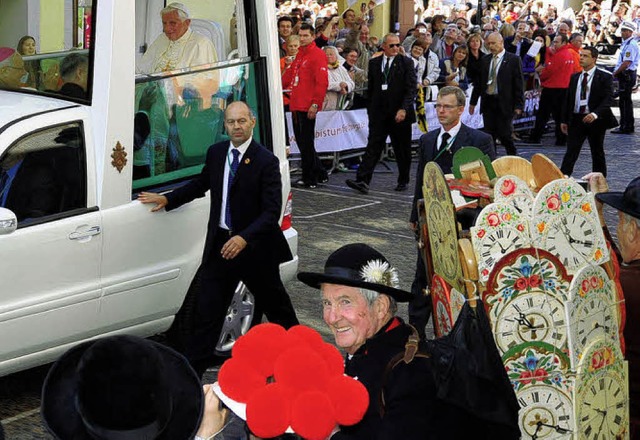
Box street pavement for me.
[1,105,639,438]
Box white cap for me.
[165,2,190,18]
[620,20,636,32]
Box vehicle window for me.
[0,122,87,224]
[0,0,94,101]
[135,0,247,74]
[133,61,263,190]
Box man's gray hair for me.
[359,288,398,315]
[60,53,88,81]
[161,2,190,20]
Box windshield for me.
[0,0,94,102]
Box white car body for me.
[0,0,296,377]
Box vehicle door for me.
[0,109,102,373]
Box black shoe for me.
[346,179,369,194]
[394,183,408,191]
[611,129,634,134]
[319,175,329,184]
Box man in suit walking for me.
[560,46,618,177]
[138,101,299,376]
[470,32,524,156]
[408,86,495,339]
[346,33,417,194]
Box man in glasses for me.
[0,48,27,89]
[346,33,416,194]
[408,86,495,339]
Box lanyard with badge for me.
[382,57,391,91]
[433,133,457,162]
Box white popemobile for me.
[0,0,296,376]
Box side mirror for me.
[0,208,17,235]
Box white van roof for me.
[0,91,76,132]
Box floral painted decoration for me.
[503,342,572,392]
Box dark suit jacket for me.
[470,51,524,116]
[561,68,619,129]
[367,55,417,124]
[504,36,532,60]
[410,124,495,223]
[165,140,292,265]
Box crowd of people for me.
[276,0,640,188]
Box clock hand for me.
[531,421,543,440]
[571,238,593,246]
[537,422,570,434]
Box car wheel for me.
[215,282,255,354]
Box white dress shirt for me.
[436,120,462,151]
[574,66,597,117]
[219,138,252,229]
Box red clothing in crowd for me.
[281,41,328,112]
[568,45,583,74]
[539,44,575,88]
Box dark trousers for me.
[618,70,636,132]
[560,114,607,177]
[356,116,412,185]
[186,231,299,374]
[481,96,517,156]
[531,87,568,144]
[292,111,326,185]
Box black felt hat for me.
[596,177,640,220]
[297,243,413,302]
[41,335,203,440]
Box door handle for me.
[68,226,101,240]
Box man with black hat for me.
[41,335,204,440]
[589,173,640,438]
[611,21,640,134]
[298,243,437,439]
[298,243,521,439]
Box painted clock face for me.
[531,179,609,273]
[427,201,460,282]
[576,355,629,440]
[566,265,620,369]
[517,385,574,439]
[423,162,463,291]
[494,175,535,218]
[472,202,530,282]
[540,211,600,270]
[484,248,572,332]
[432,275,454,337]
[494,292,567,354]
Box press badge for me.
[293,76,299,87]
[382,84,388,91]
[579,99,588,108]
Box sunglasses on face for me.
[387,43,401,48]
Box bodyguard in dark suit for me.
[409,86,495,339]
[470,32,524,156]
[346,33,417,194]
[139,102,298,375]
[560,46,618,177]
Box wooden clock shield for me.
[422,162,464,293]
